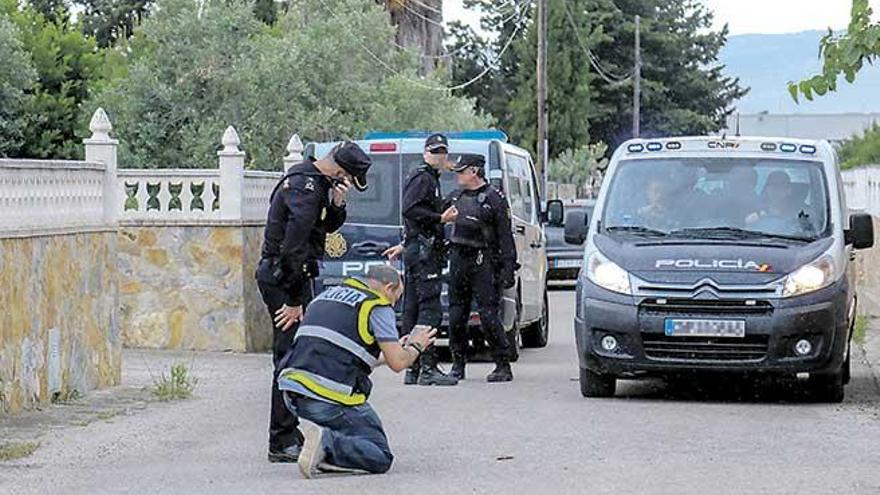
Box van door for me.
[503,151,541,321]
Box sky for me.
[444,0,880,36]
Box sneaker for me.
[298,424,327,479]
[267,444,301,463]
[417,365,459,386]
[486,361,513,383]
[317,462,371,476]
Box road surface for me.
[3,290,880,494]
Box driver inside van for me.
[746,171,800,234]
[636,178,673,228]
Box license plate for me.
[664,319,745,338]
[553,259,582,268]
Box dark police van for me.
[306,130,550,360]
[557,136,874,402]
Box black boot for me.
[404,360,420,385]
[417,348,459,386]
[450,353,466,381]
[487,359,513,383]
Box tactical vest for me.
[278,278,391,406]
[449,189,493,249]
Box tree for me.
[380,0,445,75]
[78,0,153,47]
[92,0,489,169]
[548,141,608,195]
[0,14,38,156]
[837,124,880,169]
[790,0,880,102]
[1,0,113,159]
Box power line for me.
[561,0,632,85]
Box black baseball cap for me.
[424,133,449,154]
[452,153,485,173]
[333,141,372,191]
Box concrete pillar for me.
[218,126,244,221]
[283,133,304,174]
[83,108,119,224]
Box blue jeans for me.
[292,396,394,474]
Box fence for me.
[842,166,880,215]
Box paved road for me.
[3,290,880,494]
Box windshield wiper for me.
[605,225,669,237]
[669,227,815,242]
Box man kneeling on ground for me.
[277,264,436,477]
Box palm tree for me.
[380,0,445,75]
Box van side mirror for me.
[847,213,874,249]
[546,199,564,226]
[564,210,589,245]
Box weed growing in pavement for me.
[152,363,198,401]
[854,315,870,346]
[0,442,39,462]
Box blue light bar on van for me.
[363,130,509,142]
[779,143,797,152]
[800,144,817,154]
[646,142,663,151]
[627,143,644,153]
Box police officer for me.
[257,141,372,463]
[277,264,437,477]
[396,133,459,386]
[446,153,518,383]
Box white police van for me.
[306,130,550,360]
[556,136,874,401]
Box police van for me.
[557,136,874,401]
[306,130,550,361]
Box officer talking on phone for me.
[256,141,372,463]
[446,153,518,383]
[386,134,459,386]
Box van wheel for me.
[579,367,616,398]
[522,289,549,348]
[809,369,845,403]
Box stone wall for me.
[118,224,271,352]
[0,231,120,414]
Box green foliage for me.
[79,0,153,47]
[448,0,747,156]
[853,314,869,345]
[838,124,880,170]
[0,441,40,461]
[1,0,113,159]
[0,14,38,156]
[791,0,880,102]
[548,142,608,185]
[152,363,197,401]
[93,0,488,169]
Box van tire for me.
[809,369,845,403]
[579,367,616,398]
[522,289,550,348]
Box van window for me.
[505,153,529,219]
[345,154,402,225]
[602,158,830,240]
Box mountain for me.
[719,30,880,114]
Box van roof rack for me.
[363,130,509,142]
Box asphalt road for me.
[3,290,880,494]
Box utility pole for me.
[536,0,549,190]
[632,14,641,138]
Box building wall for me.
[0,231,120,414]
[118,224,272,353]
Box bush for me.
[839,124,880,170]
[0,14,37,156]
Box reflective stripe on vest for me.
[278,368,367,406]
[294,325,380,368]
[343,278,391,346]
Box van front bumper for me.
[574,278,851,377]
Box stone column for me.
[83,108,119,224]
[218,126,245,221]
[283,133,304,173]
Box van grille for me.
[639,298,773,316]
[641,334,769,362]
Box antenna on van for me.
[735,112,741,137]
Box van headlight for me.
[586,250,632,295]
[782,254,838,297]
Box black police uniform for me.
[257,142,370,460]
[446,155,518,382]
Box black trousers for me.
[401,241,443,335]
[447,246,510,360]
[258,279,313,451]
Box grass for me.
[0,442,39,462]
[854,314,870,346]
[151,363,198,401]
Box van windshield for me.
[346,153,460,226]
[601,158,830,241]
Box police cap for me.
[333,141,372,191]
[424,133,449,154]
[452,153,485,173]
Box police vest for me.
[278,278,391,406]
[449,189,494,249]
